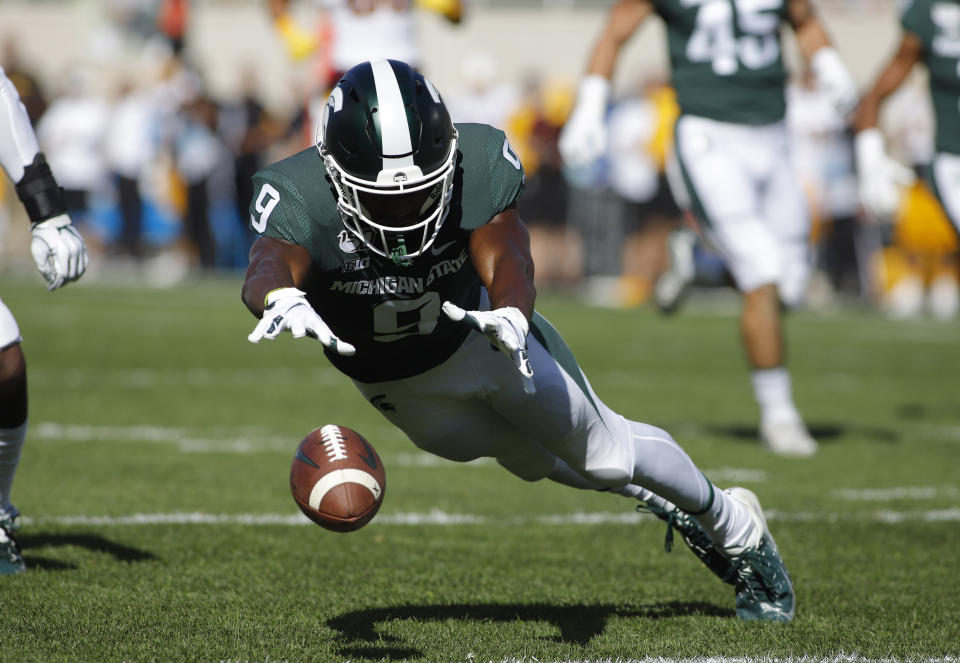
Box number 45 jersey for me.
[654,0,791,125]
[248,122,526,383]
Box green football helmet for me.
[318,59,458,264]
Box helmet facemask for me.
[321,130,458,265]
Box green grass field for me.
[1,275,958,662]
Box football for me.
[289,425,386,532]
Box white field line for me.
[925,425,960,441]
[21,508,960,528]
[32,422,293,453]
[477,657,960,663]
[833,486,960,501]
[34,367,344,389]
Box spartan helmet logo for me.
[317,59,458,265]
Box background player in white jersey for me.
[560,0,858,457]
[244,58,796,621]
[853,0,960,237]
[0,67,88,574]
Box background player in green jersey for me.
[243,58,796,621]
[854,0,960,235]
[560,0,858,457]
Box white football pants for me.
[352,305,714,514]
[667,114,812,307]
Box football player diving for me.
[560,0,859,457]
[243,59,795,621]
[0,66,88,574]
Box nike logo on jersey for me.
[431,240,456,255]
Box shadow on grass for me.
[327,600,728,659]
[19,532,157,571]
[704,422,899,445]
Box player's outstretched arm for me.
[852,32,923,220]
[469,205,535,321]
[559,0,653,168]
[242,236,355,354]
[0,68,88,291]
[788,0,858,118]
[442,206,536,393]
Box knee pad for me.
[579,464,632,490]
[580,434,634,488]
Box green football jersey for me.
[248,123,526,383]
[653,0,790,124]
[902,0,960,155]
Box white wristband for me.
[265,287,306,307]
[855,128,886,167]
[577,74,611,113]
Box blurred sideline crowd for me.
[0,0,956,320]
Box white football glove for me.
[30,214,88,291]
[441,301,535,395]
[810,47,858,120]
[855,128,916,221]
[558,74,611,169]
[248,287,356,355]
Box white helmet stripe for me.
[370,59,414,170]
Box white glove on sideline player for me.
[442,301,535,395]
[855,128,916,221]
[558,75,611,169]
[30,213,88,291]
[248,287,356,355]
[810,47,858,119]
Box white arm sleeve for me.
[0,66,40,184]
